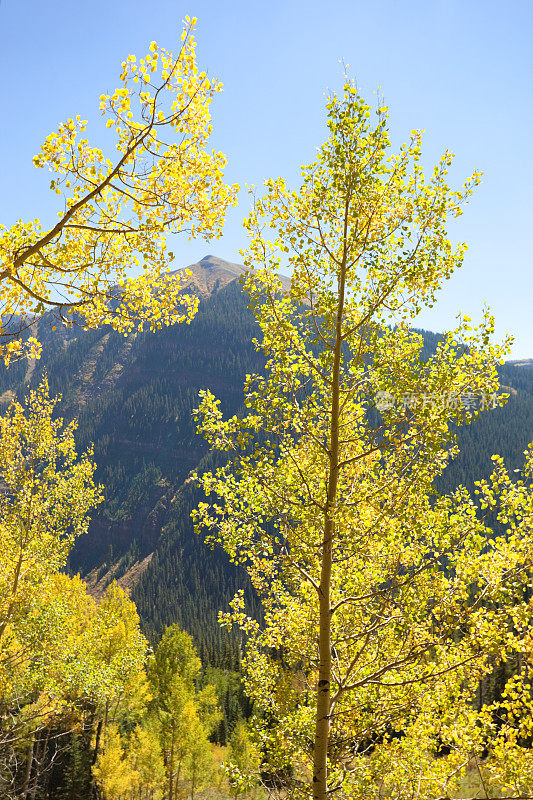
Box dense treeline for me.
[132,457,262,667]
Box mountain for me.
[507,358,533,370]
[175,254,246,297]
[0,256,263,660]
[1,256,533,662]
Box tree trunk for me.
[313,521,333,800]
[22,733,35,800]
[190,757,196,800]
[168,734,175,800]
[29,729,48,800]
[92,718,103,765]
[91,715,104,799]
[312,242,348,800]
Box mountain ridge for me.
[1,256,533,661]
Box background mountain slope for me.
[1,255,532,663]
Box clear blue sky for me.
[0,0,531,355]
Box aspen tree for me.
[148,625,221,800]
[194,84,533,799]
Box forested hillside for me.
[1,255,532,665]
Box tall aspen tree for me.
[195,85,533,799]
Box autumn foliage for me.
[0,17,237,363]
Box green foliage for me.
[226,721,261,799]
[147,624,221,800]
[202,666,252,745]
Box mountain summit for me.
[173,254,245,298]
[173,255,292,297]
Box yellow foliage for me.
[0,19,238,364]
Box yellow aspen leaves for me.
[0,19,238,364]
[0,381,103,741]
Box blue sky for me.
[0,0,531,355]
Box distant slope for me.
[507,358,533,370]
[1,258,533,661]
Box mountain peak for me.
[172,254,291,298]
[195,254,244,275]
[171,255,245,297]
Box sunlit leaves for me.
[0,18,238,363]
